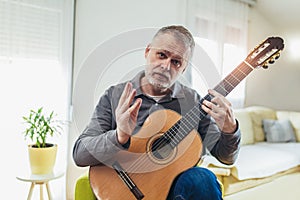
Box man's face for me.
[144,33,191,89]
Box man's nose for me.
[161,59,171,71]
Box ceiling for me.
[255,0,300,29]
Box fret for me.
[170,105,207,147]
[229,73,241,82]
[178,123,190,140]
[226,74,242,87]
[183,117,194,130]
[214,62,253,96]
[236,67,248,76]
[214,84,228,96]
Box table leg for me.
[40,184,44,200]
[46,182,53,200]
[27,182,35,200]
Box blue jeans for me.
[166,167,222,200]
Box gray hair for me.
[152,25,195,60]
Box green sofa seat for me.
[75,171,96,200]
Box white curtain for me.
[0,0,73,199]
[186,0,250,108]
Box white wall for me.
[245,6,300,111]
[67,0,188,199]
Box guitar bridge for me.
[112,161,144,200]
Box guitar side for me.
[89,109,203,200]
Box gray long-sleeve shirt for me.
[73,71,241,167]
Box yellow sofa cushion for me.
[277,111,300,142]
[246,106,277,142]
[234,109,254,145]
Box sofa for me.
[201,106,300,200]
[74,106,300,200]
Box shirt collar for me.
[131,71,185,99]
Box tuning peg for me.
[262,64,268,69]
[268,58,275,64]
[274,52,280,60]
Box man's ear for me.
[144,44,151,58]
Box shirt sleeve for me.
[198,115,241,165]
[72,87,126,167]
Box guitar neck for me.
[212,61,253,97]
[166,60,254,147]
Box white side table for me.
[16,171,64,200]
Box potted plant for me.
[22,107,62,174]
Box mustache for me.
[153,71,171,80]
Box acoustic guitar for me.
[89,37,284,200]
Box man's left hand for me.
[201,89,237,134]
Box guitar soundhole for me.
[152,138,172,159]
[147,133,177,165]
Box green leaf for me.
[22,107,63,148]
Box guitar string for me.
[216,63,252,96]
[117,62,254,176]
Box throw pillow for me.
[234,109,254,145]
[262,119,296,143]
[277,111,300,142]
[247,106,277,142]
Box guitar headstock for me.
[246,37,284,69]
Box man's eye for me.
[158,52,166,59]
[172,60,181,68]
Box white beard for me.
[147,75,170,89]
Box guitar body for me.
[89,109,202,200]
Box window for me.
[0,0,73,199]
[187,0,249,108]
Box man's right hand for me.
[115,82,142,144]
